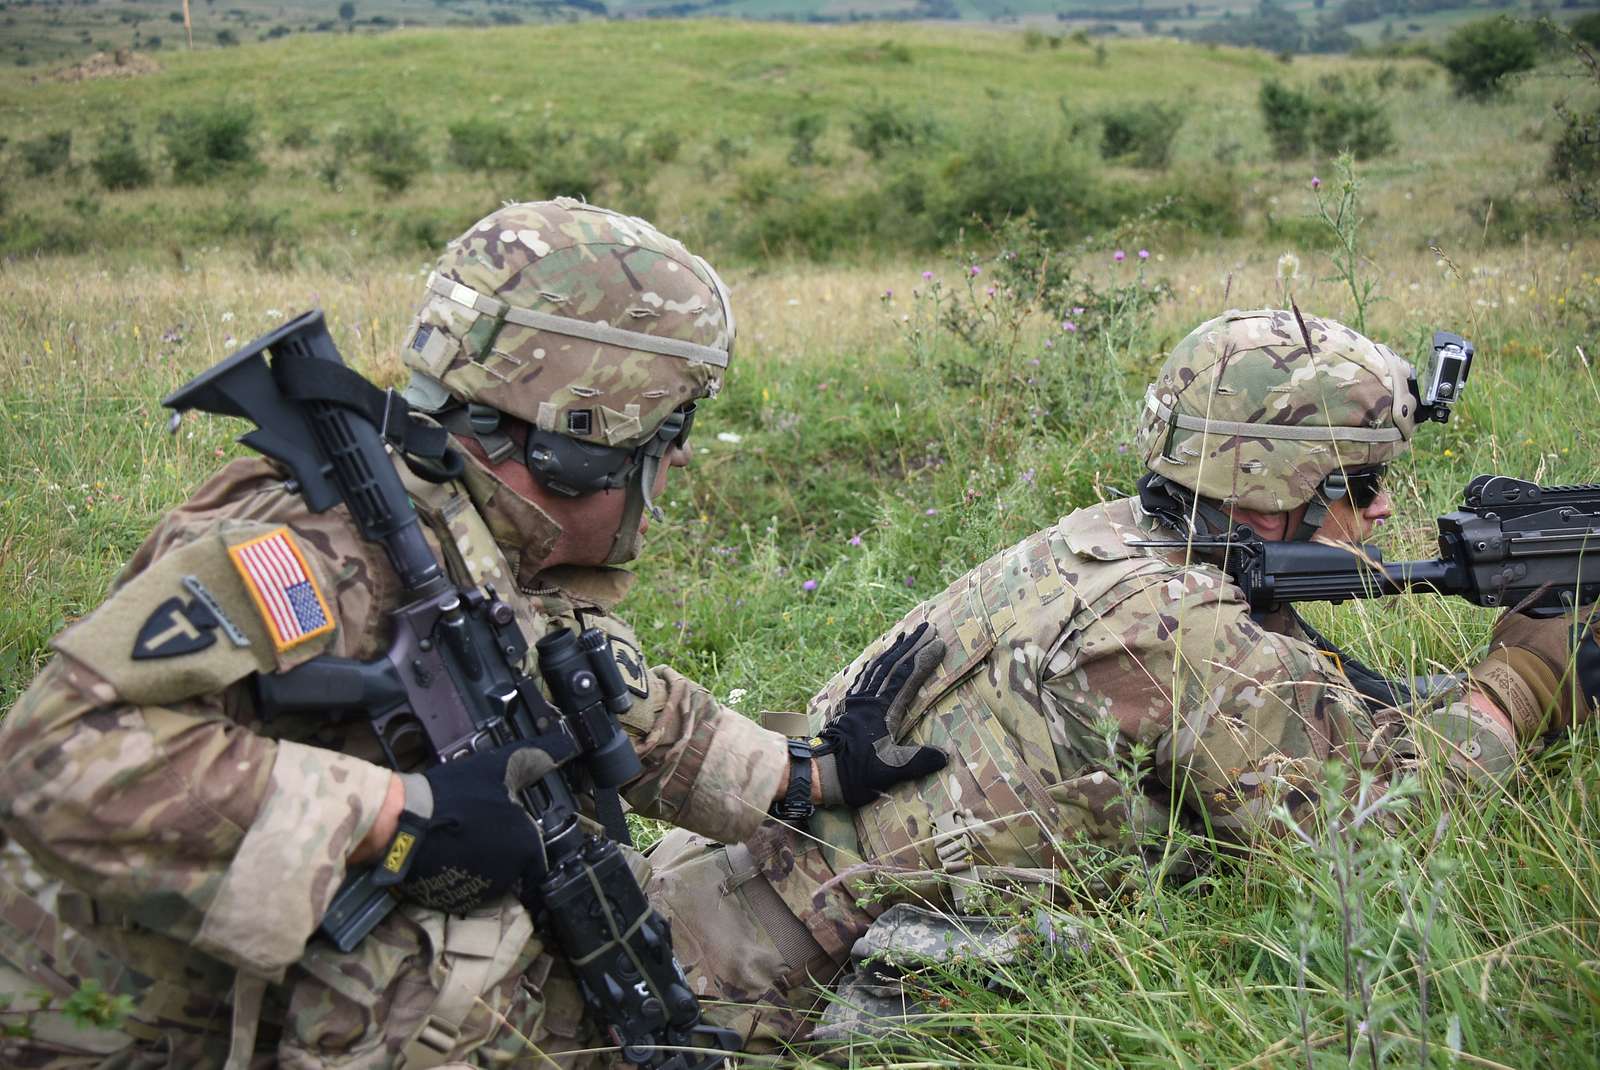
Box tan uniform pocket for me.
[279,899,542,1070]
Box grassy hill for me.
[0,0,1587,67]
[0,19,1588,269]
[2,18,1600,1069]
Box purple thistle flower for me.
[985,286,995,297]
[1044,339,1054,349]
[882,289,893,300]
[1062,320,1077,333]
[848,534,863,546]
[925,507,938,516]
[801,579,818,592]
[968,265,982,277]
[1072,306,1085,315]
[1311,176,1322,190]
[1113,250,1126,263]
[1138,249,1149,260]
[921,270,934,280]
[904,575,916,588]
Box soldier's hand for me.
[1471,601,1600,740]
[814,622,948,807]
[373,736,575,915]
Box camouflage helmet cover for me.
[400,198,734,450]
[1136,309,1418,512]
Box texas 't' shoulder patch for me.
[227,527,335,653]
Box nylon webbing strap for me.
[593,786,632,848]
[426,272,731,369]
[1145,389,1404,443]
[273,352,464,483]
[275,353,455,457]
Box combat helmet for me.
[1135,308,1418,537]
[400,198,735,563]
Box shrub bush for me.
[786,113,827,166]
[1310,83,1394,158]
[1437,16,1540,99]
[922,121,1109,242]
[353,108,425,192]
[161,101,258,182]
[643,128,681,164]
[531,145,602,200]
[1548,51,1599,219]
[1097,102,1185,169]
[19,130,71,177]
[1260,79,1314,158]
[848,99,937,160]
[90,122,153,191]
[1574,12,1600,51]
[446,117,526,172]
[222,201,292,270]
[1259,78,1393,160]
[1460,191,1561,242]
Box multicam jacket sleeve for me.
[0,460,396,978]
[1048,557,1391,843]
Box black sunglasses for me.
[1320,466,1387,509]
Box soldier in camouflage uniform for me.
[0,199,946,1069]
[646,308,1600,1049]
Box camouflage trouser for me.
[645,825,873,1052]
[0,839,604,1070]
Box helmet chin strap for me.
[1292,473,1346,541]
[602,438,671,566]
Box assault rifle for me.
[164,310,736,1070]
[1139,475,1600,617]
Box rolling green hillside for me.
[0,19,1588,270]
[0,0,1587,68]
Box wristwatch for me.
[769,737,815,827]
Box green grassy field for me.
[3,17,1600,1069]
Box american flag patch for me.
[227,528,335,652]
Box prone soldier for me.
[645,308,1600,1049]
[0,199,946,1068]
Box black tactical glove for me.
[374,735,575,914]
[814,622,949,807]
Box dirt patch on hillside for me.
[54,50,160,83]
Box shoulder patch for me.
[609,636,650,699]
[227,527,335,653]
[132,595,218,660]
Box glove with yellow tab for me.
[373,736,574,914]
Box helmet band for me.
[424,272,730,369]
[1145,388,1404,444]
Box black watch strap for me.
[769,738,815,826]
